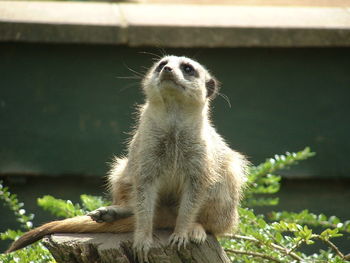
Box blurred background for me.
[0,0,350,253]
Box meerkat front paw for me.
[88,205,133,223]
[169,232,189,250]
[87,206,118,223]
[133,237,154,263]
[188,223,207,244]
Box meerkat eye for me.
[181,63,195,76]
[156,61,168,72]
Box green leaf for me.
[0,229,23,241]
[37,195,84,218]
[80,194,111,212]
[275,232,283,243]
[320,228,343,240]
[257,218,267,228]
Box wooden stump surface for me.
[42,230,231,263]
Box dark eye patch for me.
[156,61,168,72]
[181,63,196,76]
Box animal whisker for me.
[138,51,162,61]
[115,76,142,80]
[218,92,232,108]
[123,62,145,78]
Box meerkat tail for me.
[6,215,135,254]
[6,207,177,254]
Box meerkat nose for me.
[163,66,173,72]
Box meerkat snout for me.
[143,55,220,104]
[163,66,172,72]
[159,66,176,81]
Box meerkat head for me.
[142,56,219,105]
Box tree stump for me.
[42,230,231,263]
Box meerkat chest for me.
[148,124,205,170]
[155,127,194,160]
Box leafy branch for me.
[0,181,110,263]
[244,147,315,207]
[270,210,350,233]
[249,147,315,178]
[0,180,54,263]
[0,180,34,231]
[224,234,302,261]
[225,247,283,263]
[221,208,350,262]
[220,147,349,263]
[37,194,111,218]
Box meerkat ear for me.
[206,78,220,98]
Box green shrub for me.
[222,147,350,262]
[1,147,349,262]
[0,189,110,263]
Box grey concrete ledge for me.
[1,1,350,47]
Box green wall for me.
[1,44,350,178]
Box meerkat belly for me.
[152,127,202,197]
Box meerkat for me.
[6,55,248,262]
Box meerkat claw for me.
[133,239,153,263]
[188,223,207,244]
[169,233,189,250]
